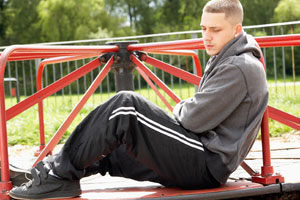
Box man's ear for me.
[234,24,243,38]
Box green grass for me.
[4,82,300,146]
[267,75,300,84]
[268,83,300,137]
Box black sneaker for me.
[0,163,32,187]
[9,161,81,200]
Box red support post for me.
[136,66,174,112]
[252,110,285,184]
[33,56,114,166]
[261,111,273,175]
[251,46,285,185]
[144,50,202,77]
[140,54,201,86]
[130,55,181,104]
[35,55,100,156]
[6,58,101,121]
[0,44,15,199]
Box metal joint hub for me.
[102,41,139,92]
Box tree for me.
[105,0,161,35]
[273,0,300,22]
[0,0,6,45]
[241,0,280,26]
[273,0,300,76]
[37,0,114,42]
[3,0,41,45]
[156,0,208,33]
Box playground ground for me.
[7,131,300,199]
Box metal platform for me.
[59,138,300,199]
[70,181,265,200]
[9,138,300,200]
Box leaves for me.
[0,0,130,45]
[241,0,280,25]
[37,0,111,41]
[274,0,300,22]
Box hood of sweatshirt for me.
[203,31,261,77]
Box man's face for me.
[200,12,238,56]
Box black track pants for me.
[52,91,219,189]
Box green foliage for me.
[241,0,280,25]
[0,0,132,45]
[273,0,300,22]
[156,0,209,32]
[0,0,7,44]
[105,0,160,34]
[37,0,113,41]
[1,0,41,45]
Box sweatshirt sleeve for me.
[173,64,247,133]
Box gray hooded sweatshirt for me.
[173,32,268,183]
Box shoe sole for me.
[9,189,81,200]
[9,164,30,174]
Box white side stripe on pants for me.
[109,107,204,151]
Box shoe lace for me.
[19,172,33,187]
[23,161,51,188]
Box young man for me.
[10,0,268,199]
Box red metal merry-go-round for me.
[0,34,300,199]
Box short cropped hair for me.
[203,0,244,25]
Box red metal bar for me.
[261,111,273,175]
[241,161,259,177]
[130,55,181,104]
[0,47,14,193]
[36,55,100,154]
[6,58,101,121]
[1,45,118,61]
[136,66,174,112]
[145,50,202,77]
[128,38,205,51]
[256,45,273,174]
[7,44,119,54]
[259,40,300,48]
[7,53,98,61]
[255,34,300,43]
[140,54,201,86]
[33,57,113,166]
[268,106,300,130]
[251,110,285,184]
[1,34,300,60]
[250,46,285,184]
[127,34,300,52]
